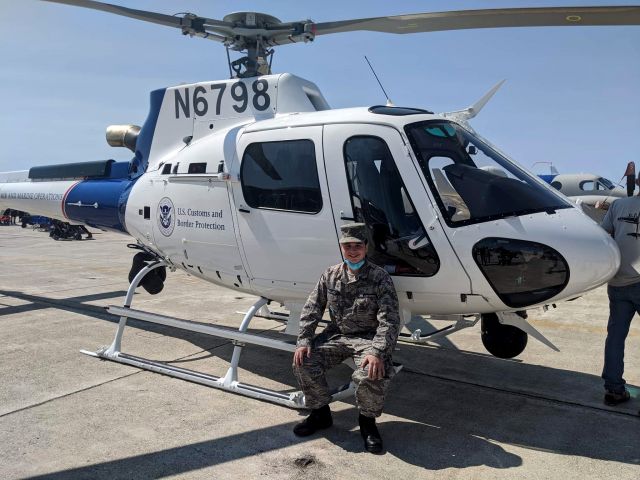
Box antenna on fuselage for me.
[364,56,393,107]
[442,80,505,123]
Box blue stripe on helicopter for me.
[64,176,139,233]
[133,87,166,174]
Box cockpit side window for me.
[405,120,571,227]
[343,135,439,277]
[580,180,595,191]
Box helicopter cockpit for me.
[406,121,573,226]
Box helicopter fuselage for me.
[0,73,620,319]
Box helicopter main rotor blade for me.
[312,6,640,36]
[41,0,232,41]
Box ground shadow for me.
[4,288,639,477]
[0,290,127,320]
[24,408,521,479]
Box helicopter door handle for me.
[239,207,250,213]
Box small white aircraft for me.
[1,0,637,408]
[537,163,635,222]
[543,172,626,198]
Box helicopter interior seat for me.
[352,157,389,240]
[291,153,323,212]
[378,156,419,233]
[443,163,546,219]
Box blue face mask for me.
[344,259,365,270]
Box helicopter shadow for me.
[220,339,640,468]
[0,289,127,321]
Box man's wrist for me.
[365,347,383,358]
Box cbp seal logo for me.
[157,197,175,237]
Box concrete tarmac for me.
[0,226,638,479]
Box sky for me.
[0,0,638,184]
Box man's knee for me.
[351,367,392,387]
[351,356,393,382]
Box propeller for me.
[624,161,636,197]
[42,1,640,77]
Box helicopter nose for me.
[471,209,620,309]
[560,221,620,297]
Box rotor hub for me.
[222,12,284,29]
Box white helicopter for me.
[0,0,636,408]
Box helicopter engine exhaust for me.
[106,124,141,153]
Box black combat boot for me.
[358,413,383,454]
[293,405,333,437]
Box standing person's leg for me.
[602,284,635,404]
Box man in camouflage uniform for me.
[292,223,400,454]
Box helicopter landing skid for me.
[80,262,362,408]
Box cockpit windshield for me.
[405,121,572,227]
[598,177,616,190]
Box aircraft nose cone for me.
[563,223,620,296]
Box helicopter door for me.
[322,124,472,314]
[231,126,341,299]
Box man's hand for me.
[361,354,384,380]
[293,346,311,367]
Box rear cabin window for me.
[241,140,322,214]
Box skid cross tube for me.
[105,259,167,356]
[398,314,480,344]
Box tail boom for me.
[0,178,135,233]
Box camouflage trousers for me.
[292,334,394,418]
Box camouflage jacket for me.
[296,260,400,357]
